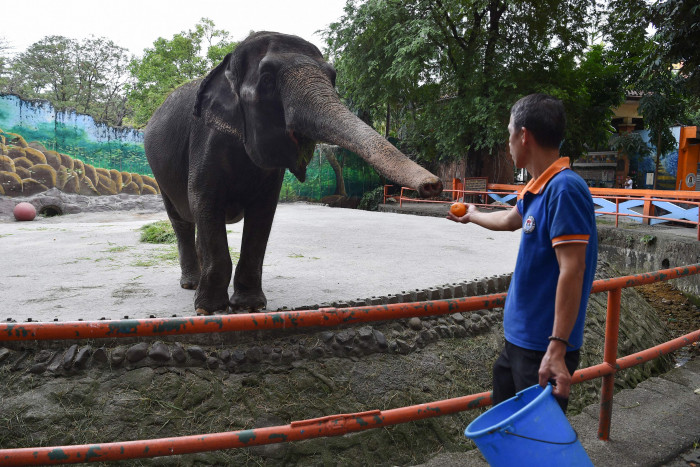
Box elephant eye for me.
[259,72,275,93]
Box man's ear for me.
[193,53,245,142]
[520,127,529,146]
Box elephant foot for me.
[230,291,267,313]
[180,273,200,290]
[195,307,229,316]
[194,290,231,316]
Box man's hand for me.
[446,203,478,223]
[538,340,572,399]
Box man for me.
[448,94,597,411]
[625,175,633,189]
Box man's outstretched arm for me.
[447,204,522,231]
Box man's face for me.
[508,115,527,169]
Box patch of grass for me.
[229,247,240,264]
[640,234,656,245]
[288,252,319,260]
[133,245,179,267]
[0,234,13,238]
[139,221,177,244]
[105,245,131,253]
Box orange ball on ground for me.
[14,202,36,221]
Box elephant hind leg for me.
[161,195,200,289]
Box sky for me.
[1,0,349,57]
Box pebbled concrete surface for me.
[0,201,520,322]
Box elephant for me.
[144,31,443,315]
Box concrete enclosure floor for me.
[0,202,521,322]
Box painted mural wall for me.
[0,94,382,200]
[0,94,149,175]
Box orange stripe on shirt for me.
[552,234,590,246]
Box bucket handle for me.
[503,429,579,445]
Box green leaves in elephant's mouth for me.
[289,131,316,183]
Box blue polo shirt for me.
[504,157,597,352]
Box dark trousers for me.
[492,340,580,413]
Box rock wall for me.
[0,259,673,465]
[0,94,149,175]
[597,223,700,296]
[0,129,159,199]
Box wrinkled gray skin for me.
[145,32,443,315]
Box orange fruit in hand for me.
[450,202,467,217]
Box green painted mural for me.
[0,94,149,176]
[0,94,382,200]
[280,146,383,201]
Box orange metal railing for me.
[391,182,700,239]
[1,265,699,464]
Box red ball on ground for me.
[13,202,37,221]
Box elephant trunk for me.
[280,66,443,198]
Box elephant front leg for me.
[193,212,233,315]
[230,190,281,312]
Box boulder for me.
[0,155,15,173]
[59,153,74,171]
[141,175,159,194]
[41,150,62,171]
[78,176,99,196]
[83,164,98,187]
[29,164,57,188]
[73,159,85,180]
[109,169,123,193]
[120,171,132,186]
[141,184,157,195]
[96,173,117,195]
[28,141,48,153]
[5,132,28,147]
[131,173,144,191]
[12,156,33,170]
[0,171,22,196]
[21,178,48,196]
[23,147,47,166]
[121,181,141,195]
[7,147,26,160]
[15,166,31,179]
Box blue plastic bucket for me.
[464,384,592,467]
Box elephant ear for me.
[193,53,245,142]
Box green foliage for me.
[126,18,237,127]
[648,0,700,94]
[1,36,132,126]
[324,0,618,175]
[612,132,651,162]
[279,147,382,201]
[358,186,385,211]
[139,221,177,244]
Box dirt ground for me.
[636,281,700,360]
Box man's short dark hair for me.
[511,94,566,149]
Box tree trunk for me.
[322,146,347,197]
[385,103,391,138]
[654,130,661,190]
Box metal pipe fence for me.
[1,265,698,465]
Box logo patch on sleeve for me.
[524,215,536,233]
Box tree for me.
[318,144,348,197]
[649,0,700,94]
[0,36,11,87]
[126,18,236,127]
[1,35,132,126]
[12,36,79,107]
[601,0,698,189]
[324,0,613,181]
